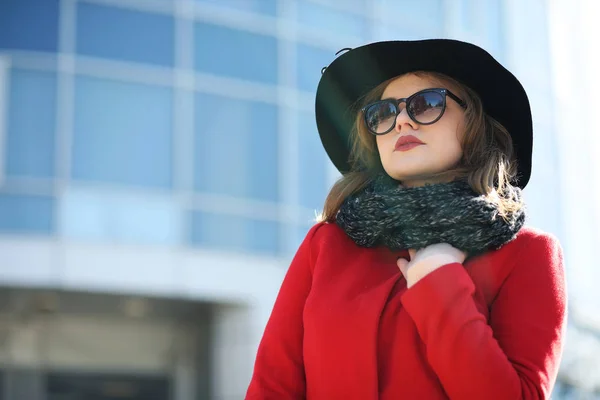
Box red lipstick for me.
[394,135,425,152]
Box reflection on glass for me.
[296,44,333,92]
[72,76,173,188]
[194,22,278,84]
[190,210,280,255]
[376,0,444,37]
[7,69,57,178]
[298,110,329,212]
[76,2,175,66]
[296,1,367,38]
[194,93,279,202]
[60,189,182,245]
[194,0,277,15]
[0,194,54,234]
[0,0,59,51]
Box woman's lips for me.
[395,142,423,151]
[394,135,425,152]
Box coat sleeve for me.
[245,223,323,399]
[400,232,567,399]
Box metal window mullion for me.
[0,55,10,188]
[54,0,78,240]
[276,0,300,255]
[174,0,196,247]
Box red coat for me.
[246,222,567,399]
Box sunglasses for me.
[361,88,467,135]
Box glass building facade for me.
[0,0,512,257]
[0,0,595,399]
[1,0,335,256]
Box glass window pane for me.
[190,211,280,255]
[296,1,367,38]
[377,0,444,33]
[59,189,182,245]
[6,69,57,178]
[194,93,279,202]
[309,0,365,8]
[458,0,477,31]
[482,0,505,59]
[375,25,434,41]
[76,3,175,66]
[194,23,278,84]
[281,223,314,256]
[194,0,277,15]
[295,223,313,247]
[0,0,59,52]
[72,76,173,188]
[296,44,333,93]
[298,110,328,212]
[0,194,54,234]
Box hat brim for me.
[314,39,533,189]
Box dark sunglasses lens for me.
[365,101,397,134]
[408,92,445,123]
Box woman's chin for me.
[384,168,432,182]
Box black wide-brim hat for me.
[315,39,533,189]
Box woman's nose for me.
[394,104,418,132]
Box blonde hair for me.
[318,71,524,222]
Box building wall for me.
[0,1,347,396]
[0,289,211,399]
[1,0,586,399]
[0,0,337,257]
[548,0,600,395]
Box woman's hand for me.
[397,243,467,288]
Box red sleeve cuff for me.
[401,263,476,338]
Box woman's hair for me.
[318,71,524,222]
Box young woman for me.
[246,39,567,399]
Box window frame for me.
[0,55,9,186]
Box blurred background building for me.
[0,0,598,399]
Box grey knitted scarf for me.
[335,175,526,255]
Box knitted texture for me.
[335,175,526,255]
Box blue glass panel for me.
[0,194,54,234]
[482,0,505,59]
[281,223,314,256]
[296,44,333,92]
[0,0,59,52]
[295,223,312,246]
[296,1,367,38]
[194,93,279,202]
[458,0,477,30]
[378,0,444,29]
[194,23,278,84]
[298,111,328,211]
[76,3,175,66]
[72,76,173,188]
[375,26,433,41]
[190,211,280,255]
[194,0,277,15]
[296,224,312,241]
[6,69,57,178]
[311,0,365,8]
[60,189,182,245]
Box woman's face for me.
[374,74,466,187]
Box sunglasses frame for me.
[361,88,467,135]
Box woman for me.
[246,39,567,399]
